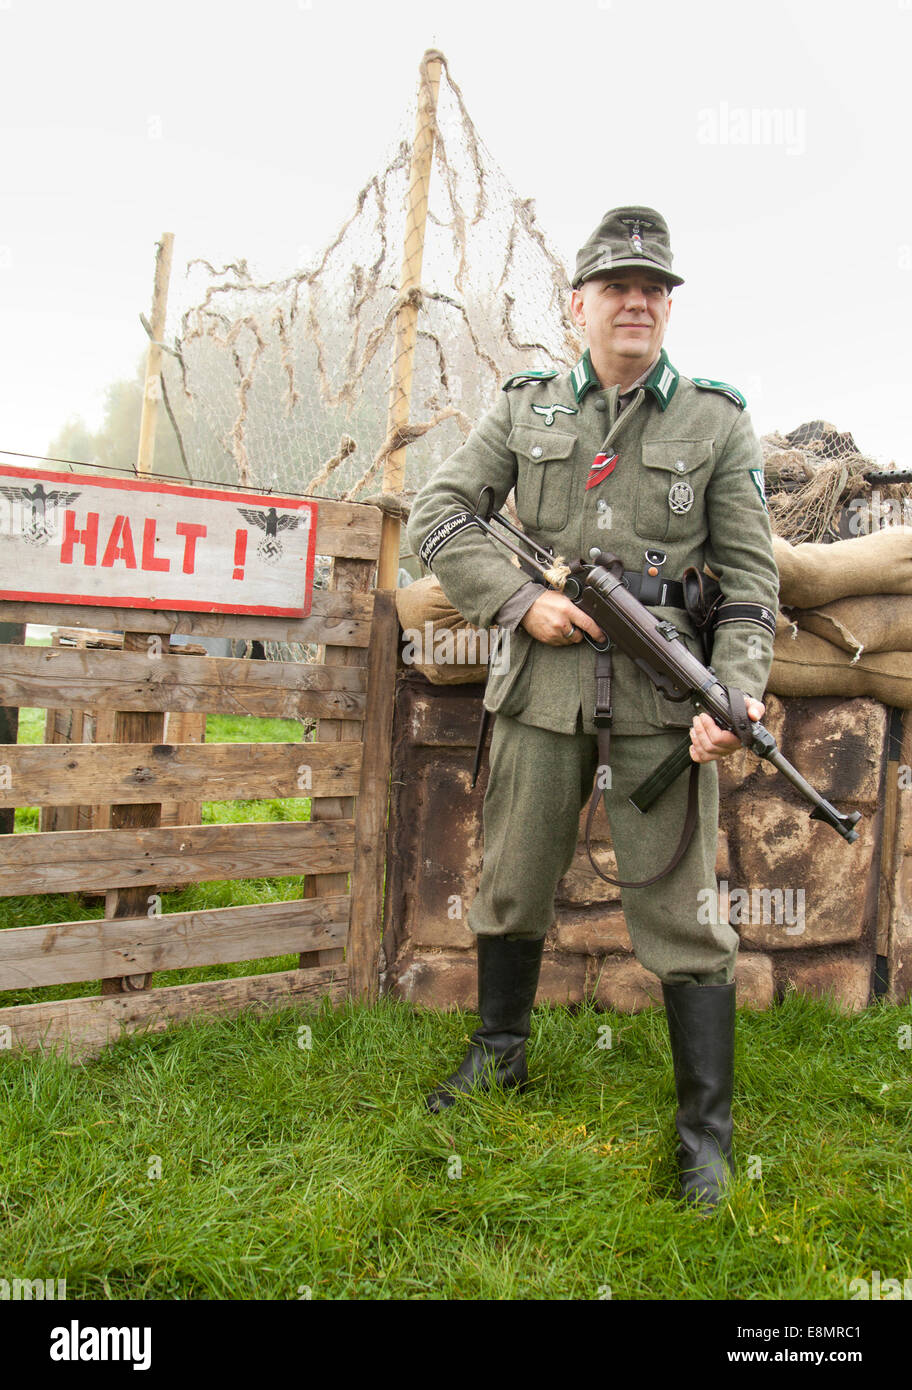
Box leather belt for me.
[622,571,685,609]
[471,567,687,791]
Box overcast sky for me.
[2,0,910,467]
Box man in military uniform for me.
[406,206,779,1210]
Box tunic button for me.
[675,459,686,472]
[596,498,608,512]
[531,445,543,459]
[594,398,607,412]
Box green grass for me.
[3,698,910,1300]
[0,990,909,1300]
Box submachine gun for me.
[467,487,860,885]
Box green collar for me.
[570,349,599,402]
[570,347,679,411]
[643,349,679,410]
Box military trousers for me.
[466,710,738,985]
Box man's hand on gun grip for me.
[520,590,607,647]
[689,699,765,763]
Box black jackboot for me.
[425,934,545,1113]
[662,981,736,1211]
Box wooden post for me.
[300,54,442,994]
[0,623,25,836]
[101,233,174,995]
[377,48,443,592]
[340,52,443,998]
[136,233,174,478]
[300,556,375,974]
[347,591,399,1002]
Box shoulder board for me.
[501,369,559,392]
[692,377,747,409]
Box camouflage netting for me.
[762,420,910,545]
[160,54,579,535]
[155,53,907,664]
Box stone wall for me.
[381,671,910,1012]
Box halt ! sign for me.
[0,465,319,617]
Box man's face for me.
[570,269,672,369]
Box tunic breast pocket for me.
[507,424,577,532]
[635,440,713,543]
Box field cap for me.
[572,206,684,289]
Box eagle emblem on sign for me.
[237,507,305,563]
[0,482,82,544]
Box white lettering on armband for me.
[418,512,479,568]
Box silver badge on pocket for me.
[668,479,694,514]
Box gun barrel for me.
[581,559,862,846]
[764,746,861,842]
[460,525,861,846]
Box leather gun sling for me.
[583,651,754,889]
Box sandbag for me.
[766,627,912,707]
[394,576,489,684]
[795,594,912,660]
[773,528,912,608]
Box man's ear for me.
[570,287,586,329]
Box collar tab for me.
[573,348,679,410]
[644,349,679,411]
[571,349,599,403]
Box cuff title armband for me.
[418,511,480,568]
[714,601,776,637]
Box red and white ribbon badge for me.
[585,452,618,491]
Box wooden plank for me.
[0,820,356,897]
[0,587,375,644]
[348,591,399,1001]
[0,740,363,809]
[300,555,376,971]
[81,704,118,831]
[159,708,206,829]
[39,629,85,833]
[0,962,348,1060]
[0,645,368,719]
[53,627,124,648]
[102,631,167,995]
[310,499,382,561]
[0,893,350,989]
[39,708,82,832]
